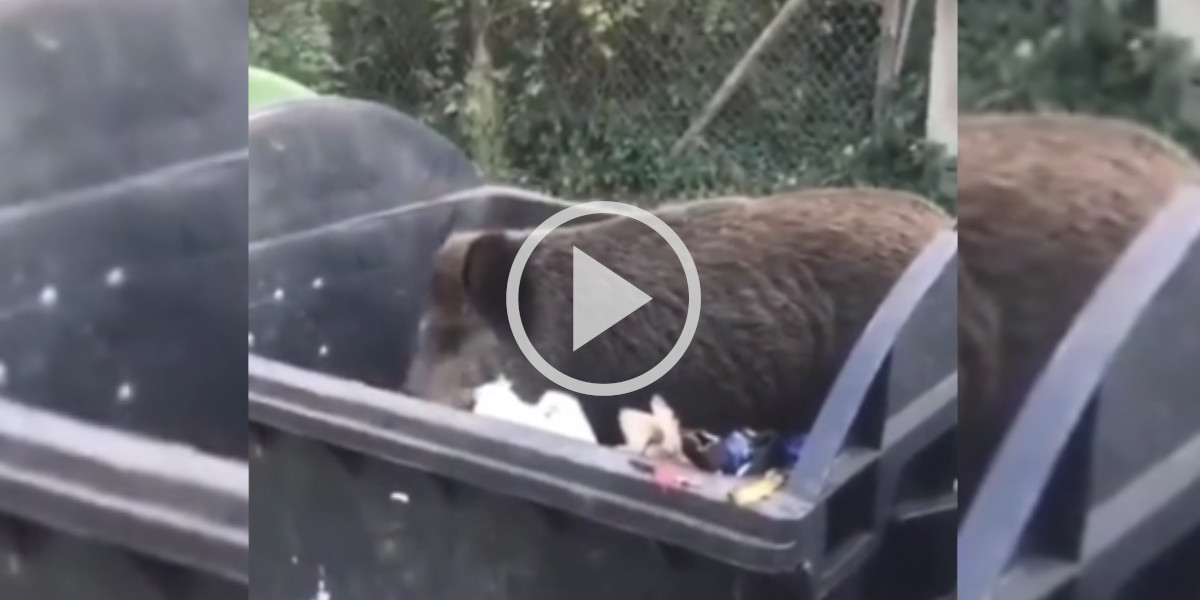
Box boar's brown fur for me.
[407,188,950,445]
[957,111,1200,507]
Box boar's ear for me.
[461,231,529,336]
[432,232,483,302]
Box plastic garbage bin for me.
[247,105,958,599]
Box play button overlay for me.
[506,200,702,397]
[572,248,653,350]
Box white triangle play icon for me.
[572,247,652,351]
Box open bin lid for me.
[249,67,319,113]
[0,0,247,458]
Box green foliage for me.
[253,0,952,209]
[249,1,343,94]
[960,0,1200,154]
[824,71,956,212]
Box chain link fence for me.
[251,0,937,202]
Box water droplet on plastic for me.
[34,32,60,51]
[4,551,20,575]
[104,267,126,287]
[38,286,57,307]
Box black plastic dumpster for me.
[247,100,958,600]
[0,395,248,599]
[0,0,249,596]
[249,97,486,242]
[958,185,1200,600]
[247,98,521,391]
[0,0,247,460]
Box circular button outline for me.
[505,201,702,397]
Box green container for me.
[249,67,318,113]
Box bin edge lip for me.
[0,394,249,583]
[248,352,818,571]
[958,184,1200,596]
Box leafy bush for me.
[253,0,953,209]
[249,1,343,94]
[960,0,1200,154]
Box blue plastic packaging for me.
[718,431,807,476]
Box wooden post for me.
[925,0,956,156]
[1157,0,1200,57]
[670,0,814,155]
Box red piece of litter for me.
[651,463,691,492]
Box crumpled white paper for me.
[471,377,597,443]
